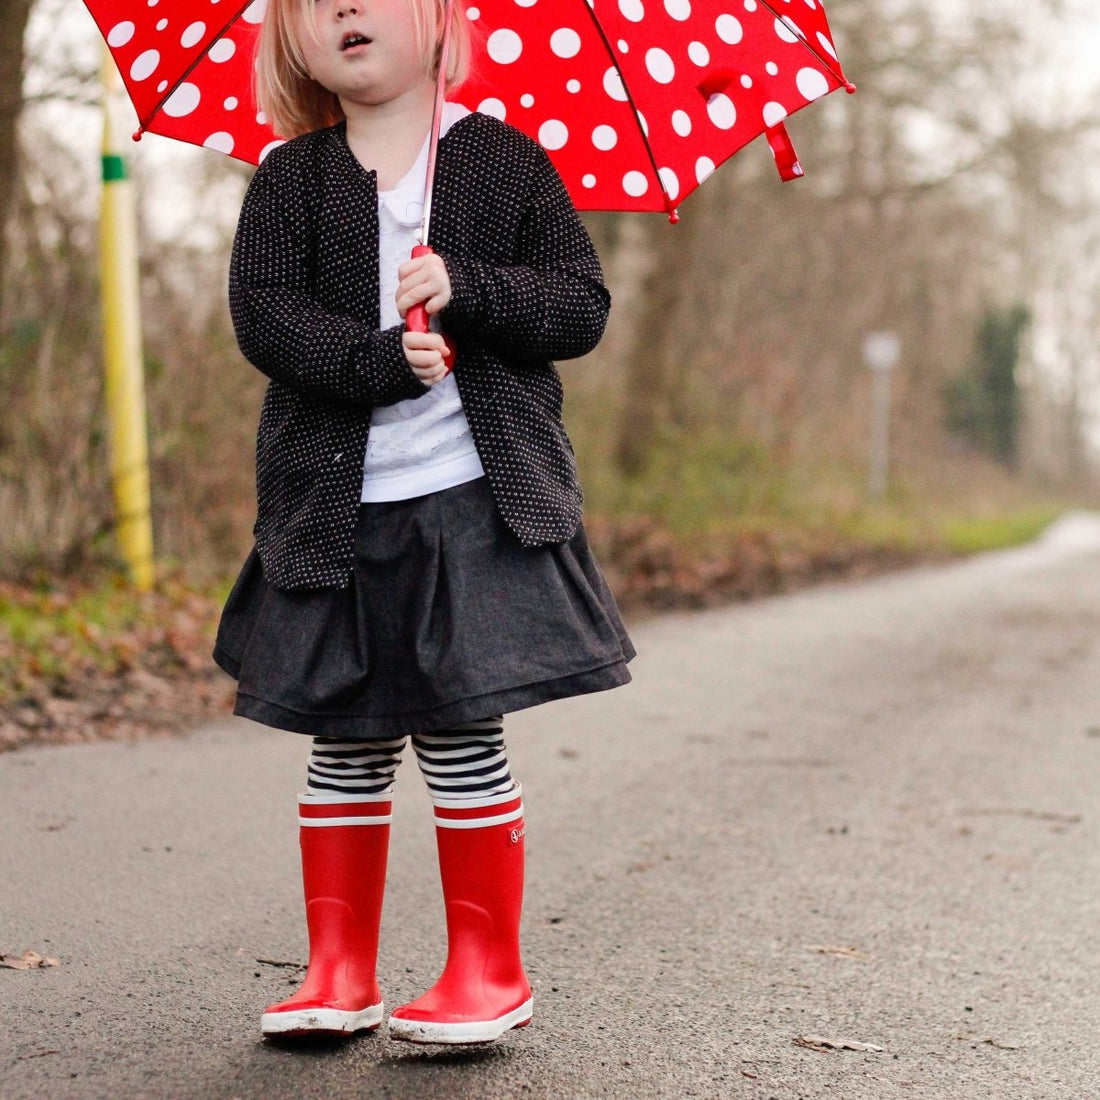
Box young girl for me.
[213,0,634,1046]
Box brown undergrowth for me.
[585,514,940,614]
[0,578,234,753]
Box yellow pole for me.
[99,49,154,590]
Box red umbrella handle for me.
[405,244,455,375]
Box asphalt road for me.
[3,515,1100,1100]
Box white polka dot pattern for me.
[456,0,848,211]
[86,0,277,165]
[86,0,848,208]
[228,115,609,590]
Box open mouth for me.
[341,33,371,51]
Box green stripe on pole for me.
[102,154,128,182]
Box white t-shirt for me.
[361,103,485,503]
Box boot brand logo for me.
[509,825,526,844]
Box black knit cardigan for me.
[228,112,611,590]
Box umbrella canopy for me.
[85,0,851,216]
[86,1,276,163]
[456,0,852,216]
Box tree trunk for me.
[0,0,35,322]
[613,207,707,479]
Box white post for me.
[863,331,900,502]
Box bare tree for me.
[0,0,36,316]
[599,0,1100,491]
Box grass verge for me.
[579,433,1073,613]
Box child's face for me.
[299,0,432,111]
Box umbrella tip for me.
[844,81,857,94]
[667,208,680,225]
[131,128,144,143]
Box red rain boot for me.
[388,784,532,1045]
[260,793,391,1037]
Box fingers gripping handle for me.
[405,244,455,375]
[403,244,434,334]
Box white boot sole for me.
[387,998,533,1045]
[261,1002,384,1037]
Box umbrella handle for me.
[405,244,455,375]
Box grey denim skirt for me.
[213,477,635,739]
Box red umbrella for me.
[84,0,853,220]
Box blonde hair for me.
[255,0,472,139]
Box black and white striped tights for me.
[305,716,513,801]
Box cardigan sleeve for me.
[436,143,610,362]
[228,157,428,409]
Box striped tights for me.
[305,716,513,801]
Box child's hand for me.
[396,252,451,318]
[402,329,451,386]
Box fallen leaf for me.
[955,1033,1022,1050]
[255,957,306,970]
[0,950,60,970]
[794,1035,884,1054]
[960,808,1082,826]
[804,944,870,959]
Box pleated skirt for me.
[213,477,635,739]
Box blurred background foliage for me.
[0,0,1098,599]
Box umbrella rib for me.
[578,1,678,220]
[753,0,853,91]
[135,0,257,135]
